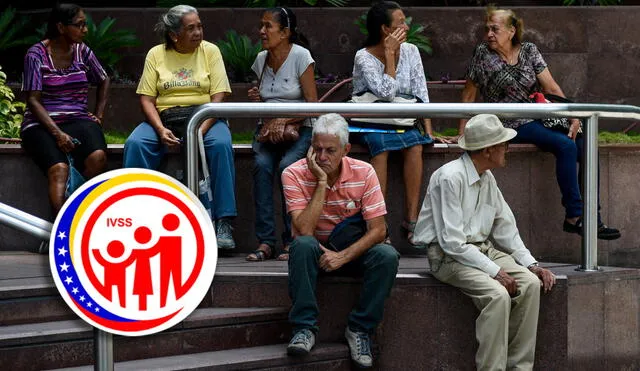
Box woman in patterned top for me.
[21,3,109,214]
[460,5,620,240]
[352,1,441,244]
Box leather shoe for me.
[563,217,621,240]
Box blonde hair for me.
[486,5,523,45]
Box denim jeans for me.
[288,235,399,334]
[252,126,312,246]
[512,120,600,221]
[123,120,237,220]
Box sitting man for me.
[412,114,556,371]
[281,113,399,369]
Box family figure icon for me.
[92,213,185,310]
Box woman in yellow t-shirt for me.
[123,5,237,250]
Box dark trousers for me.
[287,235,399,334]
[512,120,601,221]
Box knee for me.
[371,245,400,271]
[206,132,232,151]
[124,134,144,151]
[86,150,107,167]
[520,271,542,296]
[253,152,273,173]
[48,162,69,183]
[405,144,423,156]
[556,138,578,157]
[289,236,319,257]
[490,286,512,307]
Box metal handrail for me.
[0,202,112,371]
[186,102,640,272]
[0,202,52,239]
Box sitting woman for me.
[123,5,237,249]
[460,5,619,239]
[21,3,109,215]
[352,1,440,244]
[245,7,318,261]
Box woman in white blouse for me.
[352,1,441,244]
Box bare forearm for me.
[26,97,59,135]
[459,82,477,134]
[293,181,327,235]
[543,85,565,97]
[140,98,163,132]
[423,118,433,137]
[94,77,110,120]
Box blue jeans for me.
[123,120,237,220]
[252,126,312,246]
[511,120,600,220]
[288,236,399,334]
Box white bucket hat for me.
[458,114,517,151]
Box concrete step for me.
[0,307,291,370]
[55,343,354,371]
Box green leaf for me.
[216,30,262,82]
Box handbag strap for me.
[257,52,269,91]
[197,129,209,180]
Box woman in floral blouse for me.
[352,1,441,244]
[460,5,620,240]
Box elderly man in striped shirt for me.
[281,113,399,369]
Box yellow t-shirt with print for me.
[136,41,231,112]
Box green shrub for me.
[216,30,262,83]
[354,14,433,56]
[0,65,24,139]
[0,6,39,53]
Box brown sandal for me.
[246,243,274,262]
[275,245,290,261]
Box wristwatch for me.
[528,262,539,269]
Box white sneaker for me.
[287,329,315,356]
[345,327,373,368]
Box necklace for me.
[507,47,519,65]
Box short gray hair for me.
[155,5,198,49]
[312,113,349,146]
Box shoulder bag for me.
[348,91,421,129]
[256,54,304,144]
[159,105,198,139]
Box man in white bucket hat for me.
[412,114,556,371]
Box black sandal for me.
[246,243,274,262]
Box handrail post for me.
[579,113,599,271]
[94,328,113,371]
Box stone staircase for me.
[1,252,639,370]
[0,254,354,371]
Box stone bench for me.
[0,143,638,268]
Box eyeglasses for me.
[67,21,88,29]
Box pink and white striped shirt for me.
[282,156,387,243]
